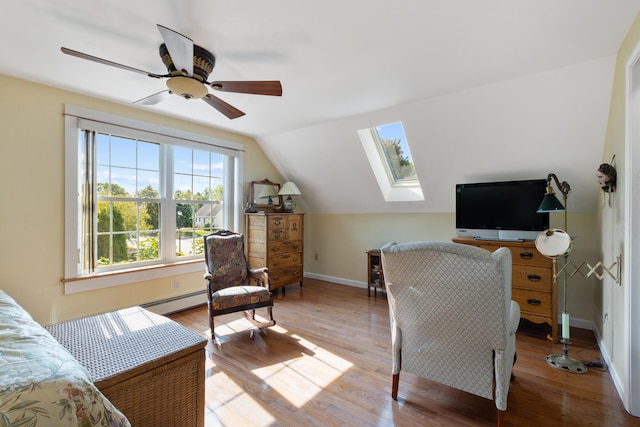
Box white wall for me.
[259,55,616,215]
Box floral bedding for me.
[0,290,130,427]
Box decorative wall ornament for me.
[597,156,616,208]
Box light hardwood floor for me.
[169,278,640,427]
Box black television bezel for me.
[455,178,550,241]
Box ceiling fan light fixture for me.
[166,76,208,99]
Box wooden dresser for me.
[453,236,558,342]
[246,213,304,292]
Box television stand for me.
[473,236,525,242]
[453,236,558,343]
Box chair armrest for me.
[203,266,212,281]
[509,300,521,336]
[249,267,269,287]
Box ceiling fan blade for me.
[61,47,167,79]
[157,24,193,76]
[134,90,171,105]
[202,93,245,119]
[209,81,283,96]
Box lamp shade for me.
[537,193,565,213]
[535,229,572,258]
[278,182,301,196]
[259,185,278,198]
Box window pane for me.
[138,141,159,171]
[137,170,159,196]
[138,232,160,261]
[113,201,137,232]
[193,176,210,199]
[174,146,192,174]
[140,202,160,230]
[211,153,224,177]
[174,174,192,199]
[111,136,136,168]
[374,122,417,182]
[96,133,110,164]
[193,150,210,176]
[111,167,136,196]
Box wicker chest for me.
[46,306,207,427]
[246,212,304,292]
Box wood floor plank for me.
[169,278,640,426]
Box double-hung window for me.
[63,106,243,294]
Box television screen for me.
[455,179,549,241]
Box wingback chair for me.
[381,241,520,427]
[203,230,275,340]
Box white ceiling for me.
[2,1,639,216]
[2,1,638,138]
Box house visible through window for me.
[64,106,243,293]
[358,121,424,202]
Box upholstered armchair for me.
[381,241,520,426]
[203,230,275,340]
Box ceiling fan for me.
[61,24,282,119]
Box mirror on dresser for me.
[249,178,282,211]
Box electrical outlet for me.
[174,280,181,290]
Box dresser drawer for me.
[268,239,302,254]
[507,245,551,268]
[512,265,552,291]
[268,252,303,269]
[267,215,288,228]
[513,288,552,316]
[269,267,303,288]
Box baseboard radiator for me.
[140,290,208,316]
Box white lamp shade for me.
[535,229,572,258]
[278,182,301,196]
[259,185,278,198]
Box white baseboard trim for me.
[141,290,207,316]
[304,272,367,289]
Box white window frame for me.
[357,125,424,202]
[63,105,244,294]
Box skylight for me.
[358,121,424,202]
[374,122,417,183]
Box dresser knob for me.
[527,274,541,282]
[527,298,541,306]
[520,252,534,260]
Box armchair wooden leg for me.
[210,317,215,339]
[391,373,399,400]
[498,409,504,427]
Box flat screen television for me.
[455,179,549,241]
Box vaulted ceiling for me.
[2,1,639,214]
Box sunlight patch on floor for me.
[205,370,277,427]
[250,327,354,408]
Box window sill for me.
[63,259,204,294]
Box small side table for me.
[366,249,385,297]
[46,306,207,427]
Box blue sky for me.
[375,121,414,161]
